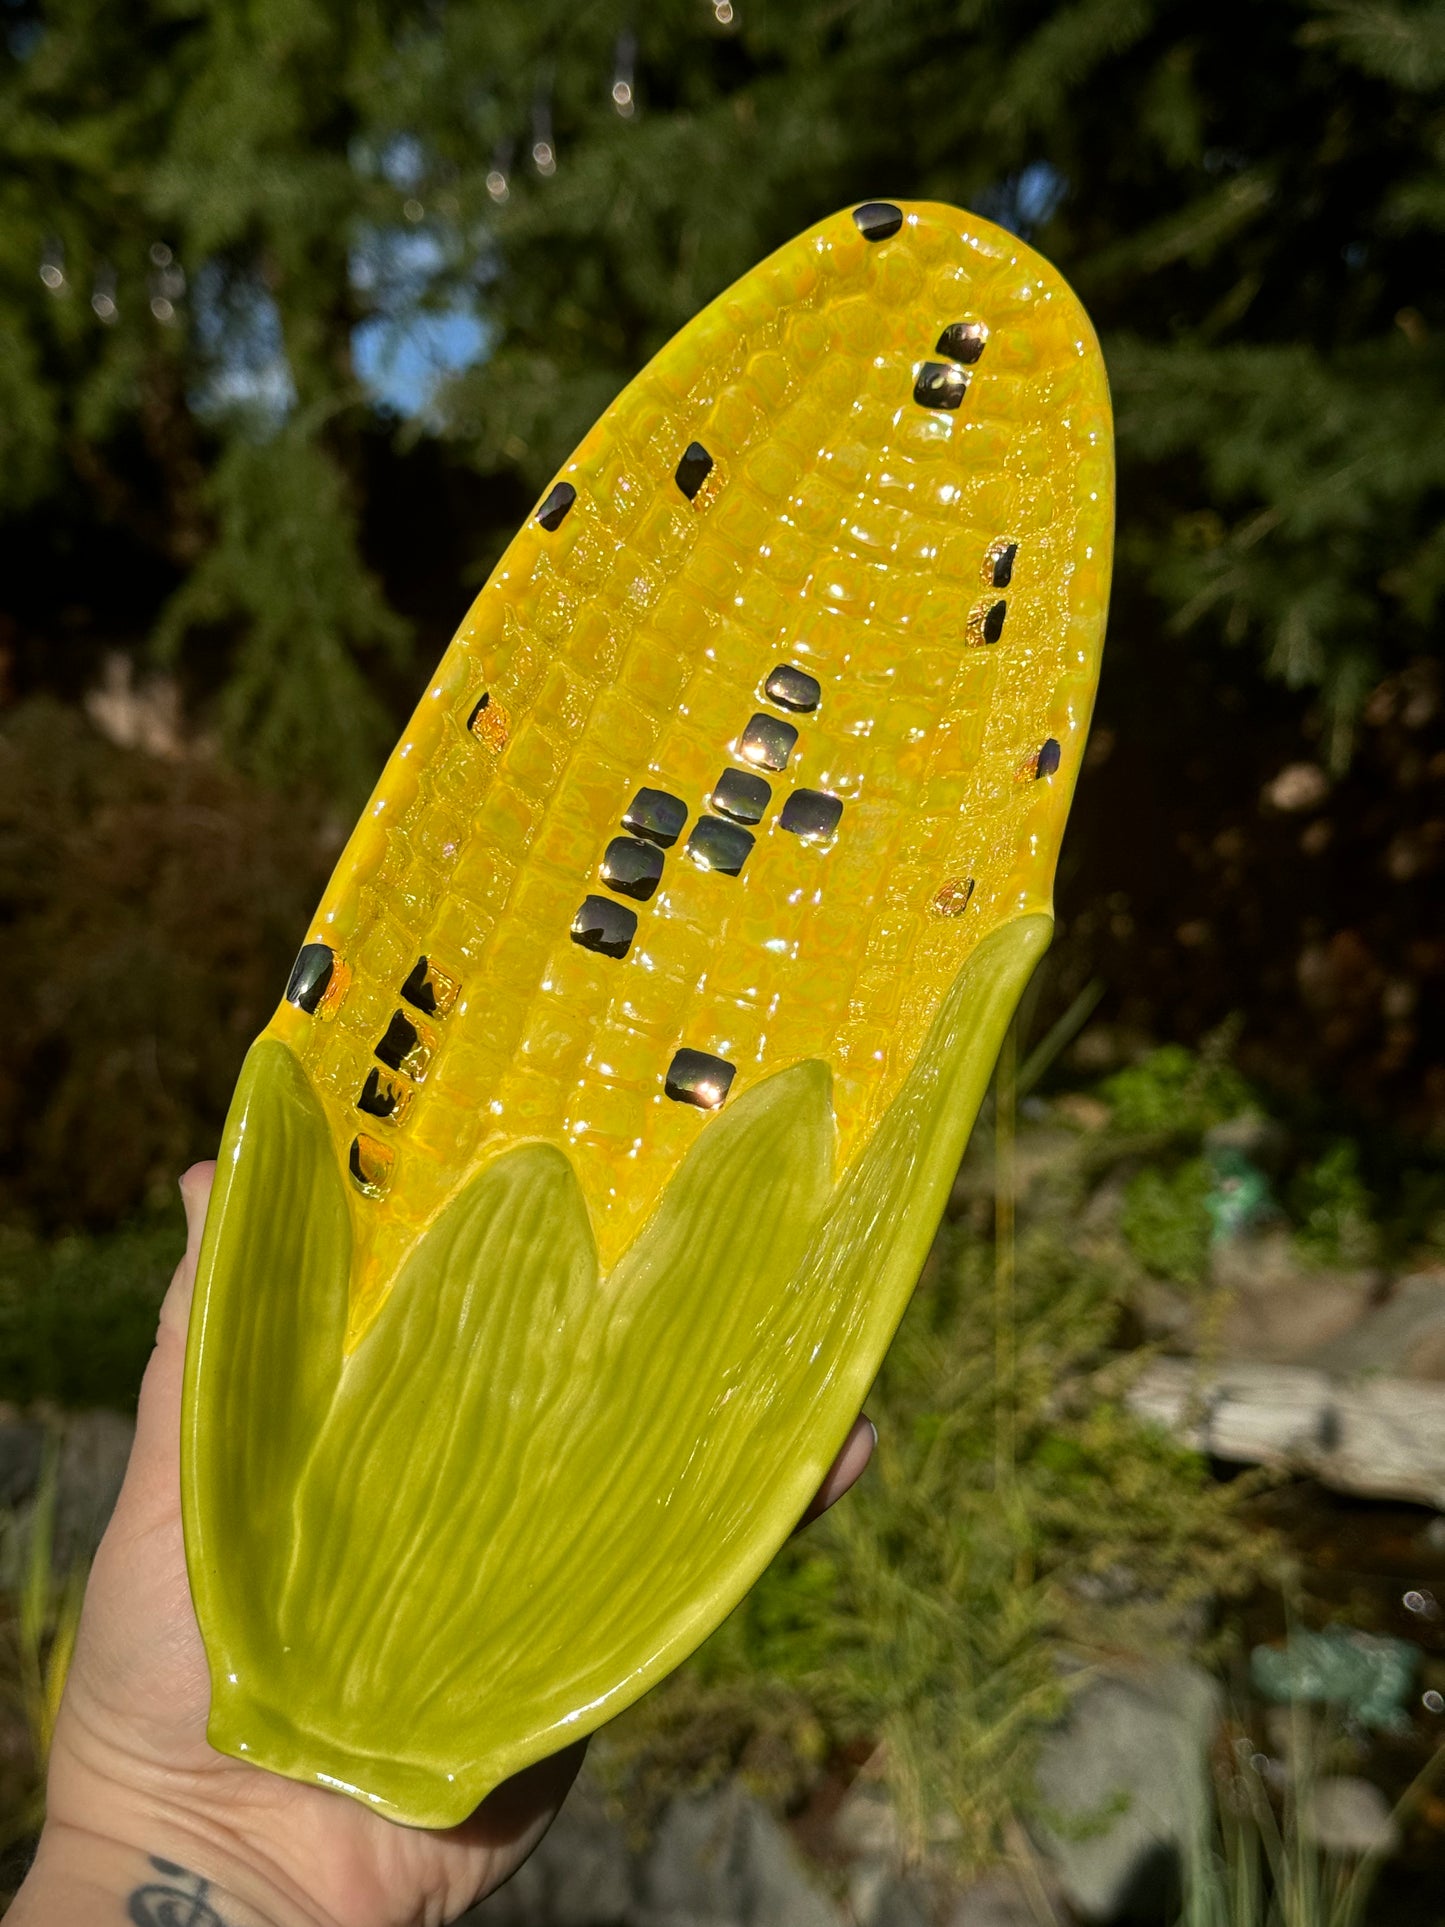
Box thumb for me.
[164,1160,216,1340]
[114,1161,215,1529]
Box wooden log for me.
[1126,1358,1445,1510]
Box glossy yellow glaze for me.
[268,200,1110,1327]
[183,201,1112,1823]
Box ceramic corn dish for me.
[182,199,1113,1824]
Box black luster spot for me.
[601,835,665,902]
[535,481,576,531]
[852,202,903,242]
[779,789,843,839]
[764,664,822,713]
[935,321,987,363]
[571,894,638,959]
[739,713,798,772]
[358,1068,399,1119]
[1036,738,1062,779]
[286,942,335,1014]
[686,815,755,877]
[675,442,715,501]
[401,957,438,1015]
[983,600,1007,643]
[349,1134,393,1195]
[622,787,689,848]
[991,543,1018,589]
[914,361,968,410]
[712,767,771,825]
[375,1010,420,1071]
[665,1047,737,1109]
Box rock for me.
[945,1869,1052,1926]
[54,1409,134,1566]
[638,1781,842,1927]
[0,1407,133,1582]
[1308,1269,1445,1381]
[0,1415,43,1509]
[1127,1357,1445,1510]
[464,1769,634,1923]
[849,1867,930,1927]
[1301,1777,1399,1858]
[830,1784,974,1926]
[1212,1231,1379,1363]
[830,1785,901,1861]
[1029,1660,1220,1924]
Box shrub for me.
[1122,1159,1217,1286]
[0,1216,181,1409]
[0,699,334,1230]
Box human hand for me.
[10,1162,875,1927]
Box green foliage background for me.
[7,0,1445,763]
[3,0,1444,1227]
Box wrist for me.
[10,1818,333,1927]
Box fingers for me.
[161,1160,217,1339]
[795,1413,876,1534]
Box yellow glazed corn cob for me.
[182,200,1113,1824]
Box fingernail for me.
[179,1162,214,1252]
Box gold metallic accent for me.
[348,1133,395,1196]
[984,538,1018,588]
[468,693,511,752]
[314,958,352,1020]
[933,878,976,917]
[358,1066,413,1124]
[967,599,1008,646]
[375,1009,438,1081]
[401,956,461,1018]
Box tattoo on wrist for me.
[126,1858,229,1927]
